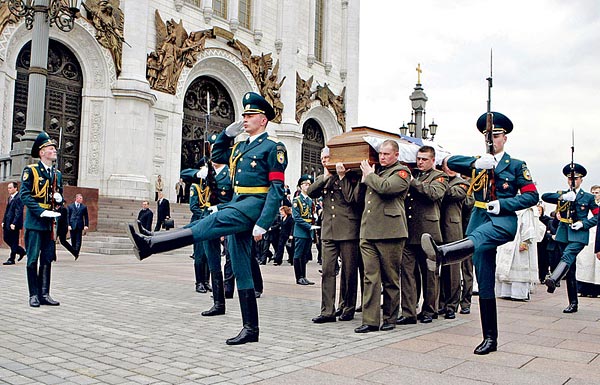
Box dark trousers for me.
[3,228,25,260]
[320,239,360,318]
[460,256,474,310]
[70,228,83,254]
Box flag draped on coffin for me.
[363,134,452,165]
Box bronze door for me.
[301,118,325,179]
[12,40,83,186]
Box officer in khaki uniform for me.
[354,139,411,333]
[308,149,362,323]
[20,132,63,307]
[438,162,470,319]
[398,145,448,325]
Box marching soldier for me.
[421,112,538,354]
[541,163,598,313]
[127,92,287,345]
[20,131,63,307]
[292,174,317,285]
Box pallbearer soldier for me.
[127,92,287,345]
[308,150,362,323]
[421,112,538,354]
[541,163,598,313]
[20,132,63,307]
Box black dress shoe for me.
[354,324,379,333]
[40,295,60,306]
[355,305,362,313]
[420,315,433,324]
[396,316,417,325]
[3,259,15,265]
[417,312,438,321]
[17,253,25,262]
[297,278,309,285]
[303,278,315,285]
[444,310,456,319]
[459,307,470,314]
[338,314,354,321]
[255,291,262,298]
[29,295,40,307]
[380,321,395,331]
[312,315,336,323]
[473,338,497,355]
[196,283,207,293]
[563,303,578,313]
[334,308,343,317]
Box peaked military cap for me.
[207,133,218,145]
[476,111,513,134]
[562,163,587,178]
[31,131,57,158]
[297,174,314,187]
[242,92,275,121]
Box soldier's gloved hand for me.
[310,225,321,230]
[224,120,245,137]
[40,210,61,218]
[487,200,500,215]
[474,154,496,169]
[196,166,208,179]
[207,205,218,214]
[53,192,63,203]
[570,221,583,230]
[562,191,577,201]
[252,225,267,237]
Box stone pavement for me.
[1,248,600,385]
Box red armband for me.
[520,183,537,194]
[592,207,599,216]
[269,171,285,182]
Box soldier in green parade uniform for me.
[127,92,287,345]
[421,112,538,355]
[292,174,317,285]
[181,133,233,316]
[541,163,598,313]
[20,132,63,307]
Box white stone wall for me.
[0,0,360,200]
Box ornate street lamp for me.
[399,122,407,136]
[429,120,438,140]
[6,0,82,178]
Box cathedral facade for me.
[0,0,360,200]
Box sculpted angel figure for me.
[262,60,285,123]
[295,73,314,122]
[82,0,124,75]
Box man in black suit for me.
[67,193,89,257]
[137,200,153,232]
[2,181,26,265]
[154,192,171,231]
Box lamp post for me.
[5,0,81,178]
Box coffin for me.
[325,126,413,172]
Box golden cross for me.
[416,63,422,84]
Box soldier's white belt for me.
[234,186,269,194]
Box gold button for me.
[238,169,242,172]
[331,206,335,209]
[367,210,371,213]
[332,214,336,218]
[408,215,412,219]
[240,158,243,161]
[367,201,371,204]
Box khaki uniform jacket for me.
[360,161,411,240]
[307,172,362,241]
[406,168,449,245]
[441,175,469,243]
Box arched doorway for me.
[12,40,83,186]
[181,76,235,170]
[301,118,325,179]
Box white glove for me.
[570,221,583,230]
[53,192,63,203]
[252,225,267,237]
[474,154,496,169]
[562,191,576,202]
[487,200,500,215]
[224,120,245,137]
[310,225,321,230]
[207,205,218,214]
[196,166,208,179]
[40,210,61,218]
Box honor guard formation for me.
[6,92,600,355]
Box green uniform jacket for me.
[292,193,314,239]
[542,189,598,244]
[307,172,362,241]
[20,161,63,231]
[359,161,411,240]
[441,175,469,243]
[406,168,449,245]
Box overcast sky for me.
[358,0,600,196]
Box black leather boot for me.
[293,258,305,284]
[301,259,314,285]
[136,220,153,236]
[27,264,40,307]
[563,271,578,313]
[202,271,225,316]
[202,261,212,292]
[126,224,195,260]
[226,289,259,345]
[39,264,60,306]
[421,234,474,271]
[545,261,569,293]
[194,263,207,293]
[474,298,498,355]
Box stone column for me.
[229,0,239,33]
[203,0,213,23]
[323,0,332,74]
[307,0,316,67]
[253,0,263,44]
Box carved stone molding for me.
[88,100,104,175]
